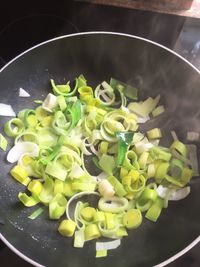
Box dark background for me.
[0,1,200,266]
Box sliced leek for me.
[3,75,195,257]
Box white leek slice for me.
[98,180,115,198]
[68,163,85,179]
[0,103,16,117]
[98,196,128,213]
[18,153,35,176]
[19,88,30,97]
[128,95,160,117]
[134,137,153,154]
[91,130,103,144]
[89,144,99,156]
[42,93,58,112]
[96,239,121,251]
[66,191,99,220]
[156,185,190,201]
[96,172,108,181]
[187,131,199,142]
[74,229,85,248]
[137,116,150,123]
[171,131,178,141]
[7,142,39,163]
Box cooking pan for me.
[0,32,200,267]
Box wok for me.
[0,32,200,267]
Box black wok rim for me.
[0,31,199,267]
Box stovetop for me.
[0,1,200,266]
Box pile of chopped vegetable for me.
[1,75,196,257]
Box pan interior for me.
[0,33,200,267]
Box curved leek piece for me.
[32,160,45,178]
[170,140,188,158]
[57,95,67,112]
[164,174,184,187]
[53,180,64,195]
[94,211,105,223]
[80,206,96,222]
[155,162,170,180]
[124,174,146,195]
[152,105,165,117]
[96,250,107,258]
[128,95,160,118]
[0,133,8,151]
[138,151,149,169]
[45,161,67,181]
[98,179,115,198]
[67,100,81,130]
[40,135,64,165]
[49,193,67,220]
[66,191,100,221]
[136,188,158,212]
[181,167,193,185]
[68,163,85,179]
[10,165,30,186]
[58,219,77,237]
[116,132,134,167]
[98,141,109,155]
[95,81,116,106]
[18,192,39,207]
[39,147,53,161]
[15,131,38,144]
[100,120,118,142]
[147,128,162,140]
[17,109,37,127]
[74,229,85,248]
[37,128,58,147]
[138,188,158,204]
[42,93,58,113]
[56,148,82,171]
[78,86,94,105]
[100,109,137,142]
[7,142,39,163]
[52,111,70,135]
[150,146,172,162]
[71,181,96,192]
[35,106,48,121]
[74,201,88,229]
[28,207,44,220]
[123,150,139,170]
[169,158,184,178]
[98,220,119,238]
[147,164,156,179]
[77,74,87,88]
[4,118,24,137]
[110,78,138,101]
[26,112,38,128]
[164,167,193,188]
[98,154,115,175]
[107,176,127,197]
[28,180,43,196]
[84,223,101,241]
[145,197,163,222]
[39,176,54,204]
[123,209,142,229]
[51,78,78,97]
[98,196,128,213]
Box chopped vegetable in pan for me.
[3,75,195,257]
